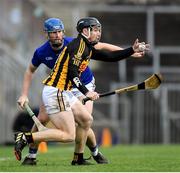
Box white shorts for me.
[72,78,96,98]
[42,85,78,115]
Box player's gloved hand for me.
[85,91,99,101]
[132,38,150,53]
[17,95,29,110]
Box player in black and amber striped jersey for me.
[14,17,149,165]
[43,19,136,95]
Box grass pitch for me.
[0,144,180,172]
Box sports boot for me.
[71,153,93,165]
[14,132,27,161]
[93,152,108,164]
[71,158,93,165]
[22,156,37,165]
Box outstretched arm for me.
[95,42,123,51]
[92,39,149,62]
[92,47,134,62]
[95,40,149,58]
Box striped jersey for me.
[43,34,134,95]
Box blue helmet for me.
[44,18,64,32]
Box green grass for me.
[1,144,180,172]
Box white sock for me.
[91,147,99,156]
[27,153,37,159]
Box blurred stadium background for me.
[0,0,180,146]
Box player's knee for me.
[38,113,49,123]
[82,115,93,130]
[87,116,93,127]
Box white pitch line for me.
[0,157,12,161]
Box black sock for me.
[24,132,34,144]
[73,152,83,161]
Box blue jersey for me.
[31,36,93,84]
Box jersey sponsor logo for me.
[73,77,82,87]
[45,57,53,61]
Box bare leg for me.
[32,111,75,142]
[83,100,97,148]
[22,100,74,164]
[86,128,96,148]
[77,97,108,164]
[14,110,76,162]
[72,101,93,153]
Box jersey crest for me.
[79,59,89,72]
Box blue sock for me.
[27,147,38,158]
[88,145,98,156]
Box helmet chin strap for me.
[81,28,99,45]
[81,27,91,39]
